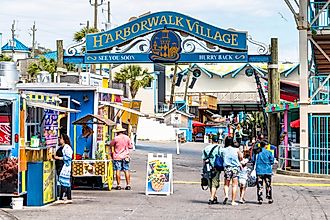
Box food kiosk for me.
[0,90,78,206]
[72,114,116,190]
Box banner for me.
[146,153,173,195]
[43,161,55,204]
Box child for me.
[238,158,250,204]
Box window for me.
[0,101,13,145]
[26,106,44,142]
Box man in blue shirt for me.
[254,141,275,204]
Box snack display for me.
[0,157,18,193]
[72,162,84,176]
[72,161,106,176]
[95,161,106,175]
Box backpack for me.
[201,145,223,190]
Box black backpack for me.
[201,145,220,190]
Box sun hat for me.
[112,124,126,133]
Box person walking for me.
[222,136,243,205]
[254,141,275,204]
[111,124,133,190]
[238,158,250,204]
[55,134,73,204]
[202,141,222,205]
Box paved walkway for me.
[1,141,330,220]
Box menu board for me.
[43,110,58,148]
[146,153,173,196]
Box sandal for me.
[115,186,122,190]
[125,186,131,190]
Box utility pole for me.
[169,64,178,109]
[11,20,15,58]
[89,0,104,29]
[104,1,111,30]
[267,38,280,147]
[56,40,64,83]
[31,21,37,58]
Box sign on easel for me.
[146,153,173,196]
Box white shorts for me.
[239,178,247,187]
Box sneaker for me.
[223,197,228,205]
[258,200,262,205]
[268,199,274,204]
[65,200,73,204]
[231,202,238,206]
[239,199,245,204]
[54,199,64,204]
[125,186,131,190]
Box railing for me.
[309,75,330,104]
[278,144,330,175]
[309,1,330,29]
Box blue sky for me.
[0,0,298,62]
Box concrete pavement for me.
[1,141,330,220]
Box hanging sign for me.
[43,109,58,148]
[146,153,173,195]
[86,11,247,52]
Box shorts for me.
[113,159,130,171]
[208,171,220,189]
[239,178,247,188]
[224,167,239,180]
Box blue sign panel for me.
[64,56,84,64]
[248,55,271,63]
[84,52,249,64]
[149,29,182,62]
[86,11,247,52]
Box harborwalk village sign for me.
[65,11,270,64]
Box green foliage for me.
[27,56,56,78]
[66,63,77,72]
[27,62,41,78]
[0,54,13,61]
[114,65,153,99]
[246,112,266,137]
[73,27,99,43]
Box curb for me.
[276,169,330,180]
[0,210,17,220]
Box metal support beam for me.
[310,0,330,26]
[284,0,299,25]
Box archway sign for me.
[65,11,270,64]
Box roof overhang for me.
[99,101,146,117]
[26,101,80,113]
[16,83,98,91]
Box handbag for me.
[247,154,258,187]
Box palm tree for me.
[114,65,153,99]
[27,63,41,78]
[73,27,98,43]
[246,111,267,137]
[27,56,56,79]
[0,55,13,61]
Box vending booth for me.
[0,90,78,207]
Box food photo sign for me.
[145,153,173,196]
